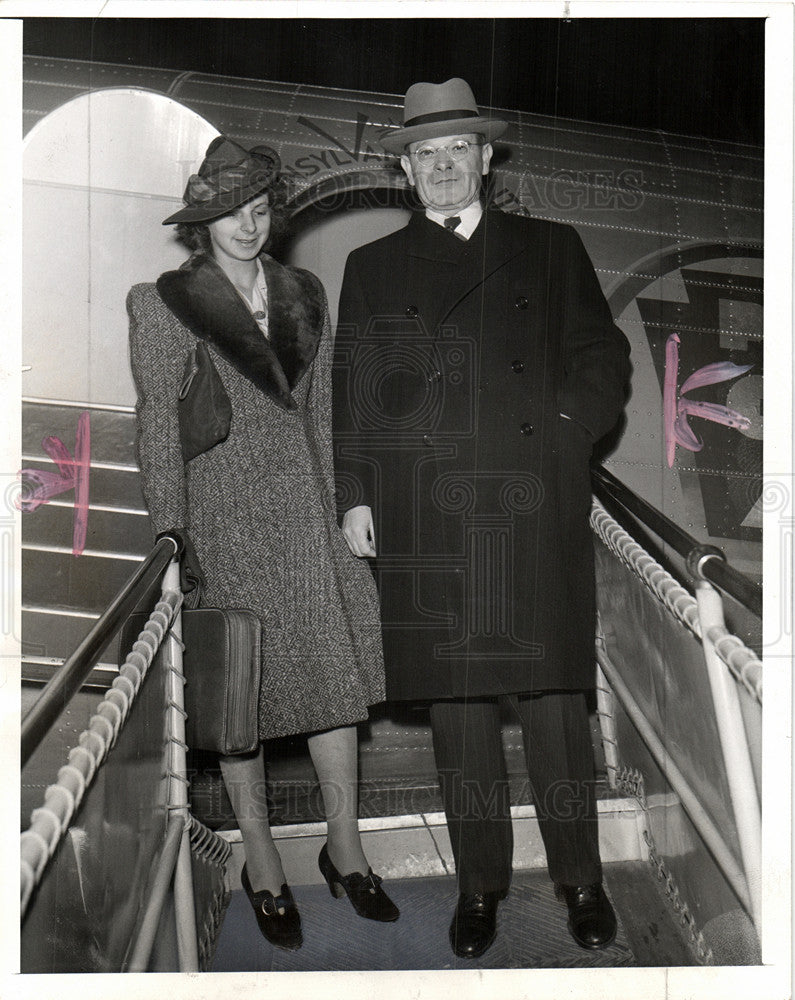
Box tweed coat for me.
[128,252,385,739]
[333,209,631,701]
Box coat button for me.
[511,359,524,373]
[422,434,433,446]
[427,370,442,382]
[405,305,419,318]
[520,422,533,436]
[515,296,528,310]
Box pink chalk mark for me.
[72,412,90,556]
[678,398,752,430]
[663,334,680,468]
[673,411,703,452]
[18,410,91,556]
[663,334,754,468]
[680,360,753,395]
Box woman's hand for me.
[342,505,376,557]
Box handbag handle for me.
[178,346,200,400]
[156,527,206,609]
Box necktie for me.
[443,216,466,239]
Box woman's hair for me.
[175,176,290,253]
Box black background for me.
[22,16,764,144]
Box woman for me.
[128,136,398,950]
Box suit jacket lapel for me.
[404,211,463,265]
[398,214,468,336]
[403,209,530,334]
[439,210,533,328]
[156,253,323,410]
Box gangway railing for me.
[589,465,762,939]
[592,466,762,617]
[21,534,179,767]
[20,465,766,967]
[20,533,230,972]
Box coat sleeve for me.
[556,226,632,441]
[304,279,339,505]
[127,284,189,537]
[332,251,377,515]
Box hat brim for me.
[380,116,509,155]
[162,179,272,226]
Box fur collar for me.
[156,253,324,410]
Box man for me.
[332,78,631,959]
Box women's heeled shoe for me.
[318,843,399,922]
[241,863,303,950]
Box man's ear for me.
[400,153,415,186]
[481,143,494,175]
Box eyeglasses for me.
[408,140,483,165]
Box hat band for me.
[403,108,480,128]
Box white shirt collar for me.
[426,201,483,240]
[235,257,266,304]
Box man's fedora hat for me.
[380,78,509,154]
[163,135,281,225]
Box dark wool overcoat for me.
[128,253,385,739]
[333,210,631,701]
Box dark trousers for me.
[429,690,603,894]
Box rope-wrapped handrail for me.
[705,628,763,702]
[592,466,762,617]
[22,534,180,766]
[20,588,183,916]
[591,497,763,704]
[188,813,232,972]
[189,814,232,868]
[591,497,703,632]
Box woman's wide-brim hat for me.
[162,136,281,225]
[380,78,509,154]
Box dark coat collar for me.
[404,207,527,265]
[156,253,324,410]
[404,211,470,263]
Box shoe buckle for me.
[260,894,286,917]
[361,872,382,894]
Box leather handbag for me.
[119,605,261,755]
[178,340,232,462]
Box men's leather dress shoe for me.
[449,890,504,959]
[555,882,617,949]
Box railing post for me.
[594,643,754,916]
[595,658,620,791]
[591,497,761,923]
[127,814,186,973]
[694,580,762,930]
[161,557,199,972]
